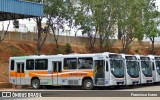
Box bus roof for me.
[10,52,122,60]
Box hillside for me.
[1,40,160,82]
[0,40,89,82]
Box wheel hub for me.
[86,82,91,88]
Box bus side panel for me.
[27,70,94,86]
[9,71,17,85]
[60,70,94,86]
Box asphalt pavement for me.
[0,84,160,100]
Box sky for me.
[156,0,160,10]
[1,0,160,39]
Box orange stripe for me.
[10,71,26,77]
[10,70,94,78]
[10,72,16,77]
[28,71,48,77]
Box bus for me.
[121,54,140,85]
[9,52,125,90]
[103,53,125,86]
[148,55,160,83]
[135,55,153,84]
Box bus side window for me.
[78,57,93,69]
[35,59,48,70]
[106,61,108,71]
[64,58,77,70]
[26,59,34,70]
[10,60,15,70]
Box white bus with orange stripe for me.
[9,53,125,90]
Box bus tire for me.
[83,79,93,90]
[31,79,40,89]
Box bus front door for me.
[52,61,62,85]
[16,62,24,85]
[94,60,105,86]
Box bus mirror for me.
[111,68,114,71]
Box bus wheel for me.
[83,79,93,90]
[31,79,40,89]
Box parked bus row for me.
[9,52,160,90]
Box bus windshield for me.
[110,59,124,78]
[141,61,152,77]
[126,61,139,78]
[155,61,160,75]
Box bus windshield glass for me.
[141,60,152,77]
[155,61,160,75]
[126,61,139,78]
[110,59,124,78]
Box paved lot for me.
[0,84,160,100]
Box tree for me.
[116,0,146,53]
[0,21,10,43]
[26,0,50,55]
[74,7,97,52]
[45,0,75,50]
[65,42,72,53]
[76,0,116,52]
[144,9,160,54]
[36,17,50,55]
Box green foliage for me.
[75,0,117,52]
[143,0,160,54]
[115,0,159,53]
[56,48,64,54]
[144,11,160,39]
[26,0,160,54]
[65,43,72,54]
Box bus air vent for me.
[68,80,73,85]
[68,80,79,85]
[74,80,79,85]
